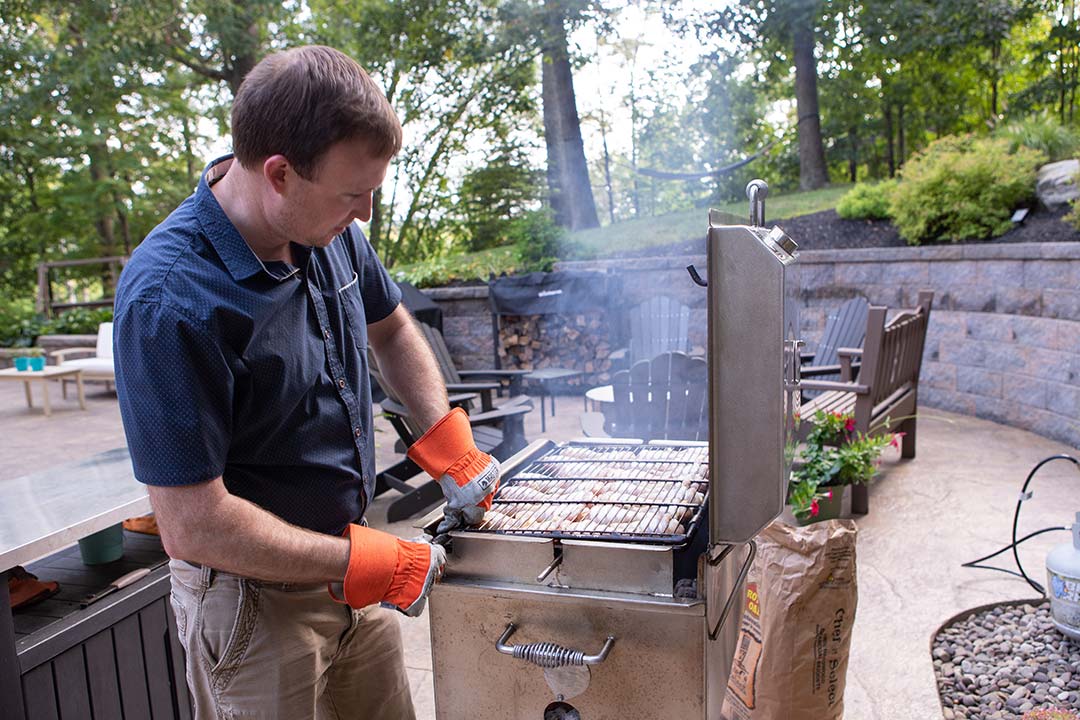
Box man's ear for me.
[263,155,291,195]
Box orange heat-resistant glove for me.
[328,524,445,617]
[407,407,501,533]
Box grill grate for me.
[471,442,710,544]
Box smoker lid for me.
[706,206,800,545]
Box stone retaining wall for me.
[422,242,1080,449]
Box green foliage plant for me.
[836,180,897,220]
[889,135,1046,245]
[994,116,1080,163]
[0,303,113,348]
[512,210,565,273]
[1067,171,1080,232]
[789,410,897,521]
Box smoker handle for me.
[708,540,757,641]
[496,623,615,669]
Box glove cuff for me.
[335,524,398,608]
[407,407,476,478]
[382,539,431,611]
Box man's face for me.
[274,137,390,248]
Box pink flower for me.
[825,489,833,499]
[810,499,820,517]
[890,432,907,450]
[844,417,856,432]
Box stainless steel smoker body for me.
[426,184,801,720]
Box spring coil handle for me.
[496,624,615,669]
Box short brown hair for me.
[231,46,402,178]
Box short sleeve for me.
[350,225,401,323]
[113,301,233,486]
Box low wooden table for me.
[0,366,85,416]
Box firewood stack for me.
[497,313,616,386]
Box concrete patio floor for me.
[2,378,1078,719]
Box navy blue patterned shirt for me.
[114,155,401,536]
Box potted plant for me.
[11,348,31,371]
[789,410,901,524]
[27,346,45,371]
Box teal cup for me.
[78,523,125,564]
[29,356,44,371]
[14,357,29,371]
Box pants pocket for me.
[197,576,260,692]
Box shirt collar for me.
[195,154,299,283]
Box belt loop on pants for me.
[200,563,214,590]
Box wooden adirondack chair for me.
[800,296,869,397]
[368,350,531,521]
[610,296,692,369]
[798,290,934,515]
[416,322,532,408]
[581,352,708,441]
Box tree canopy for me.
[0,0,1077,306]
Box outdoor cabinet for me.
[2,551,192,720]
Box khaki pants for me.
[169,559,416,720]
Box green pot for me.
[29,356,45,371]
[78,523,125,565]
[796,485,845,525]
[14,357,29,371]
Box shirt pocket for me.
[336,272,368,351]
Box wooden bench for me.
[798,290,934,514]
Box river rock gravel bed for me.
[933,601,1080,719]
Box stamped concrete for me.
[2,379,1078,719]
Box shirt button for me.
[323,329,330,339]
[338,378,346,389]
[354,426,362,438]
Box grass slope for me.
[392,185,849,287]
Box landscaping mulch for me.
[619,204,1079,258]
[932,600,1080,719]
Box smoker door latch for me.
[496,623,615,669]
[707,540,758,641]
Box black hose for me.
[962,454,1079,595]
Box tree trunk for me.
[898,103,906,166]
[598,108,615,225]
[87,142,118,294]
[540,0,600,231]
[369,187,384,252]
[792,17,829,190]
[989,41,1001,120]
[848,128,857,182]
[884,103,896,178]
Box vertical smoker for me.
[426,181,800,719]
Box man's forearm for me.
[371,311,451,431]
[150,481,350,583]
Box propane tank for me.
[1046,511,1080,641]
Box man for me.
[113,46,499,719]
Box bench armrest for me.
[798,379,870,394]
[51,347,97,362]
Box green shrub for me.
[889,135,1045,245]
[0,299,43,348]
[994,116,1080,163]
[0,302,113,347]
[836,180,897,220]
[511,209,564,273]
[42,307,113,335]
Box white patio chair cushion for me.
[61,356,115,378]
